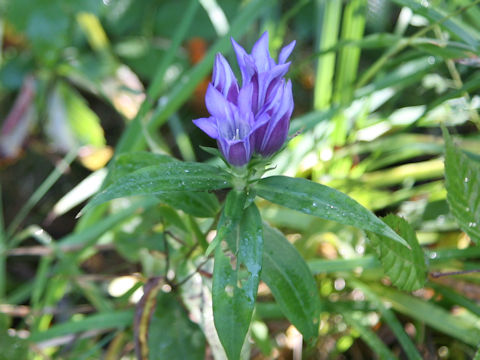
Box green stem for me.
[231,166,248,191]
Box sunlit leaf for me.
[443,128,480,243]
[213,203,263,360]
[205,190,246,255]
[367,214,427,291]
[82,162,230,215]
[108,152,220,217]
[255,176,409,247]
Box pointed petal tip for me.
[278,40,296,64]
[193,117,219,139]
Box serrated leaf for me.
[367,214,427,291]
[212,203,263,360]
[82,162,230,215]
[443,129,480,243]
[255,176,409,248]
[261,223,320,342]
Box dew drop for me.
[312,202,318,208]
[469,222,477,227]
[466,207,470,212]
[224,285,234,297]
[464,177,469,183]
[184,169,190,173]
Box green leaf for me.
[59,82,105,147]
[109,152,177,183]
[366,214,427,291]
[205,190,247,256]
[308,256,380,274]
[160,192,220,218]
[474,345,480,360]
[212,203,263,360]
[261,224,320,342]
[349,279,422,360]
[255,176,409,248]
[342,312,396,360]
[82,162,230,215]
[110,152,220,217]
[370,284,480,346]
[148,293,205,360]
[443,129,480,243]
[391,0,480,49]
[0,315,29,360]
[29,310,134,342]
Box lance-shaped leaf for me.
[108,151,176,183]
[366,214,427,291]
[81,162,231,215]
[206,190,246,255]
[255,176,409,247]
[443,129,480,243]
[212,203,263,360]
[262,223,320,342]
[109,152,220,217]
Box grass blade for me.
[313,0,342,110]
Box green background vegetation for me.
[1,0,480,358]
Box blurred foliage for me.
[1,0,480,359]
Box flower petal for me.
[256,80,293,156]
[255,62,290,110]
[251,31,271,72]
[231,37,252,86]
[218,137,252,166]
[212,53,239,103]
[205,83,232,120]
[278,40,296,64]
[193,117,219,139]
[237,82,254,116]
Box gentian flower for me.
[193,32,295,166]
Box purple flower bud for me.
[193,31,295,166]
